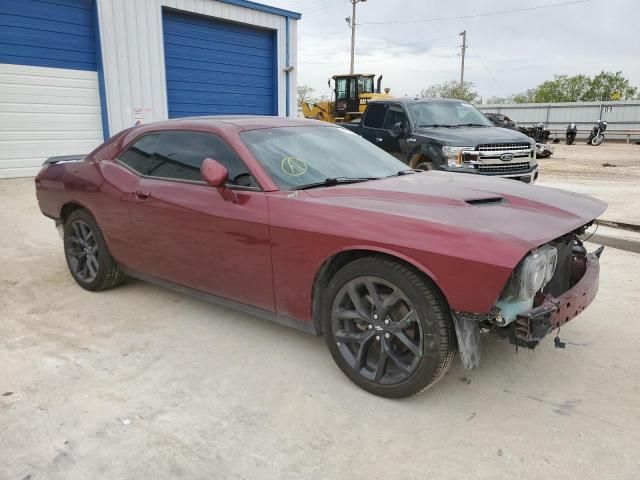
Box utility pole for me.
[459,30,467,98]
[346,0,366,74]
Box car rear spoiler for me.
[43,154,86,165]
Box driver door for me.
[382,104,410,154]
[118,130,274,311]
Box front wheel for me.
[322,256,457,398]
[591,134,604,146]
[415,161,434,171]
[566,135,575,145]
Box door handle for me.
[375,137,383,142]
[134,190,151,201]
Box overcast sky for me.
[268,0,640,101]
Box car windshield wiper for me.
[455,123,490,127]
[418,124,455,128]
[290,177,378,191]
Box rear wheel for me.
[322,256,457,398]
[64,209,125,291]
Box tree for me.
[511,89,536,104]
[486,95,508,104]
[297,84,315,105]
[420,80,479,103]
[532,74,591,102]
[584,71,638,101]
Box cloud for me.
[274,0,640,99]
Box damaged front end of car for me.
[453,224,604,369]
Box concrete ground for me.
[538,142,640,225]
[2,177,640,480]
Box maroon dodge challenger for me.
[35,116,606,398]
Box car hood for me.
[412,126,532,146]
[304,171,606,250]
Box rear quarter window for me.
[118,134,160,175]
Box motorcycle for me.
[566,123,578,145]
[586,120,607,146]
[521,123,553,158]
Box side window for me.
[363,104,387,128]
[383,105,407,129]
[148,131,254,186]
[336,78,347,100]
[118,134,160,174]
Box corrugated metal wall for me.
[96,0,297,136]
[479,101,640,140]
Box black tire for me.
[416,161,434,171]
[63,209,125,291]
[321,255,457,398]
[566,136,575,145]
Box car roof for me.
[129,115,331,133]
[369,97,468,105]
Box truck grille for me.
[477,162,530,173]
[478,143,531,152]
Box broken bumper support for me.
[453,246,603,368]
[514,247,603,348]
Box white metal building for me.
[0,0,300,178]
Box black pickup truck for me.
[342,98,539,183]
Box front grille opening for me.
[478,143,531,152]
[476,162,530,173]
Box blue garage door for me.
[162,9,277,118]
[0,0,97,70]
[0,0,104,178]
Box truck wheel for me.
[322,256,457,398]
[409,152,434,171]
[63,209,125,291]
[415,161,434,171]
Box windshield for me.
[240,126,407,190]
[407,101,493,127]
[358,76,374,94]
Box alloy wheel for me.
[331,276,424,385]
[67,220,99,283]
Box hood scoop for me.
[465,197,507,207]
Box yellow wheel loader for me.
[301,74,393,123]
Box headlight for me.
[442,146,475,168]
[514,245,558,300]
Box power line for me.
[467,45,507,97]
[298,33,458,56]
[305,0,348,13]
[358,0,591,25]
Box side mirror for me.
[390,122,407,138]
[201,158,228,187]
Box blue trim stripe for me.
[272,29,279,116]
[0,0,97,71]
[163,9,277,117]
[285,17,290,117]
[218,0,301,19]
[93,0,109,140]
